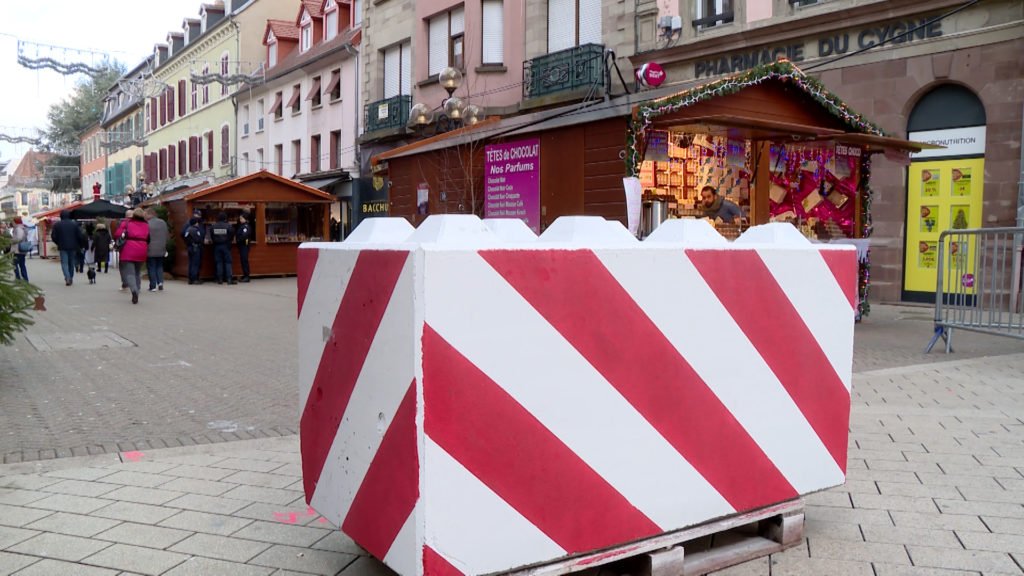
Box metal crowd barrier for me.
[927,227,1024,353]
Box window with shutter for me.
[168,88,176,122]
[202,66,210,104]
[353,0,362,26]
[221,125,230,166]
[578,0,601,45]
[450,7,465,69]
[189,136,198,172]
[482,0,504,64]
[428,15,446,76]
[160,92,167,126]
[311,134,321,172]
[548,0,575,52]
[292,139,302,174]
[178,80,186,116]
[383,45,400,98]
[329,130,340,169]
[169,144,177,179]
[207,132,214,170]
[325,7,338,40]
[179,139,187,175]
[191,81,198,110]
[400,41,411,95]
[159,148,167,180]
[221,55,229,95]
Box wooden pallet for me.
[504,499,804,576]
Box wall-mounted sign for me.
[484,138,541,233]
[694,17,943,78]
[909,126,986,159]
[637,62,667,88]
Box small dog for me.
[87,266,97,284]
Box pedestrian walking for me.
[235,212,252,282]
[210,212,235,285]
[114,210,150,304]
[10,216,30,282]
[50,210,87,286]
[144,209,169,292]
[182,216,206,284]
[92,222,111,273]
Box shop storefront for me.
[146,170,333,279]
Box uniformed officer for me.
[210,212,236,285]
[182,216,206,285]
[235,213,253,283]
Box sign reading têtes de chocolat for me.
[695,16,943,78]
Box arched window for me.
[907,84,986,132]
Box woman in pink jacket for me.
[114,209,150,304]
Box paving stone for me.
[92,501,181,525]
[0,504,52,528]
[935,499,1024,519]
[877,481,963,500]
[209,458,282,473]
[707,556,769,575]
[162,494,250,515]
[154,455,229,467]
[8,532,113,562]
[0,526,40,550]
[101,486,185,506]
[94,522,192,549]
[0,551,38,575]
[890,511,988,532]
[270,463,302,477]
[916,473,1004,489]
[158,510,253,536]
[805,490,853,508]
[24,512,121,538]
[234,502,323,526]
[24,493,113,515]
[805,506,893,526]
[981,516,1024,535]
[232,521,331,548]
[158,477,237,497]
[852,493,940,513]
[42,468,118,482]
[770,550,874,575]
[168,533,271,562]
[311,531,365,555]
[0,490,48,506]
[220,471,297,489]
[861,525,961,548]
[803,517,863,542]
[806,536,910,564]
[957,487,1024,505]
[162,556,275,576]
[161,465,238,482]
[103,462,179,475]
[865,460,943,474]
[0,475,62,491]
[906,545,1021,573]
[954,530,1024,554]
[40,480,122,498]
[82,543,189,576]
[10,558,119,576]
[846,468,922,485]
[220,486,302,506]
[338,556,396,576]
[871,563,983,575]
[98,472,175,489]
[249,544,357,576]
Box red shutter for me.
[159,93,166,126]
[221,125,229,166]
[144,155,151,184]
[207,132,214,169]
[168,89,175,122]
[159,148,167,180]
[179,139,187,175]
[169,144,177,179]
[189,136,198,172]
[178,80,186,116]
[150,98,158,130]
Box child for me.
[85,240,97,284]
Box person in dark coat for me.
[210,212,235,285]
[92,223,112,273]
[182,216,206,284]
[50,210,87,285]
[235,213,253,282]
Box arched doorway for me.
[903,84,987,302]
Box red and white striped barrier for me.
[298,216,856,576]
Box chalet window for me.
[547,0,600,52]
[382,41,411,98]
[269,39,279,67]
[694,0,733,29]
[221,125,230,166]
[428,6,464,76]
[326,69,341,102]
[482,0,504,65]
[307,76,322,107]
[300,11,313,53]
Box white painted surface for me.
[909,126,986,159]
[644,219,729,246]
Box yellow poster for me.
[952,167,972,197]
[904,158,985,296]
[921,169,940,197]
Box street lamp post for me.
[408,67,481,135]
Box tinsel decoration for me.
[626,59,886,177]
[17,40,111,78]
[857,155,873,320]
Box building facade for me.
[79,124,106,197]
[629,0,1023,303]
[100,57,149,203]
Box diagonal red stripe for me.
[423,546,464,576]
[342,381,419,559]
[300,250,409,500]
[481,250,798,512]
[820,250,859,310]
[296,247,319,318]
[688,250,850,473]
[423,325,660,552]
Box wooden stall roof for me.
[32,201,84,220]
[185,170,335,204]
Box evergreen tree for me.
[0,236,42,345]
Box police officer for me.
[235,212,253,283]
[210,212,236,285]
[182,216,206,285]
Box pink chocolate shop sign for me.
[484,138,541,233]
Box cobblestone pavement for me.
[0,351,1021,575]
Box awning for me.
[305,77,322,101]
[823,132,946,153]
[269,92,283,116]
[287,86,301,109]
[301,175,348,191]
[324,71,341,97]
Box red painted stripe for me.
[342,381,419,559]
[296,247,319,318]
[688,250,850,473]
[424,325,660,552]
[820,250,859,310]
[481,250,798,512]
[300,250,409,500]
[423,546,464,576]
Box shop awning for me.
[269,92,283,116]
[301,175,347,191]
[822,132,945,153]
[324,71,341,97]
[287,86,301,109]
[305,77,322,101]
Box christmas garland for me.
[626,59,885,177]
[858,155,873,320]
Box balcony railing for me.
[523,44,606,101]
[364,95,411,134]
